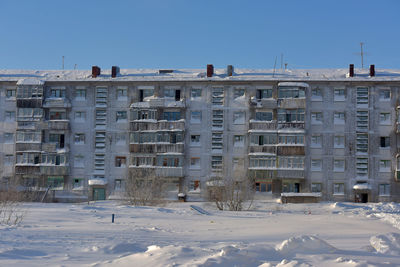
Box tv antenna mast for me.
[354,42,367,69]
[62,56,65,70]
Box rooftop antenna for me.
[62,56,64,70]
[74,64,77,70]
[280,53,283,71]
[272,56,277,77]
[360,42,364,69]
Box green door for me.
[93,188,106,201]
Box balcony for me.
[155,167,184,177]
[277,98,306,109]
[15,143,41,152]
[248,146,276,154]
[16,98,43,108]
[277,122,305,130]
[40,165,69,176]
[43,98,71,108]
[276,169,305,179]
[130,98,185,108]
[277,146,305,156]
[48,120,70,131]
[130,143,184,154]
[15,165,41,175]
[249,121,277,131]
[250,98,277,109]
[130,120,185,131]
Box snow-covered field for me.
[1,200,400,267]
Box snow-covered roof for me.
[1,68,400,83]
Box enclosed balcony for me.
[130,98,185,109]
[248,121,277,131]
[48,120,70,131]
[130,120,185,131]
[130,143,184,154]
[43,98,71,108]
[155,167,184,177]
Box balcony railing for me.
[277,122,305,130]
[249,121,277,130]
[276,169,305,179]
[43,98,71,108]
[130,120,185,131]
[15,165,41,175]
[40,166,69,176]
[15,143,41,152]
[48,120,70,130]
[130,143,184,154]
[248,146,277,154]
[155,167,183,177]
[130,98,186,108]
[277,98,306,109]
[248,169,304,179]
[250,98,277,109]
[277,146,305,155]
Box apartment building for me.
[0,65,399,202]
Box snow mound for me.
[370,233,400,256]
[276,235,337,255]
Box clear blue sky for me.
[1,0,399,70]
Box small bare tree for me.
[125,169,166,206]
[207,177,255,211]
[0,184,25,225]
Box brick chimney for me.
[369,64,375,77]
[111,66,120,78]
[207,64,214,77]
[349,64,354,77]
[92,66,101,78]
[227,65,234,76]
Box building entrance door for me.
[93,188,105,201]
[360,193,368,203]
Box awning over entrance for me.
[353,183,371,190]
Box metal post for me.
[112,214,115,223]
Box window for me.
[379,160,391,172]
[311,183,322,193]
[379,89,390,101]
[212,110,224,129]
[277,109,305,122]
[50,88,66,98]
[160,157,180,167]
[255,182,272,192]
[49,111,66,120]
[191,88,202,98]
[311,135,322,148]
[131,109,157,120]
[16,131,41,142]
[6,89,16,99]
[75,89,86,99]
[356,133,368,153]
[255,112,272,121]
[4,154,13,165]
[73,178,84,189]
[212,88,224,105]
[190,111,202,123]
[250,134,277,146]
[311,159,322,171]
[234,135,244,147]
[211,156,223,170]
[311,112,323,124]
[212,132,223,150]
[190,158,200,169]
[256,89,272,99]
[233,112,245,124]
[334,136,344,148]
[164,88,175,98]
[380,113,391,125]
[139,89,154,101]
[116,133,126,145]
[379,184,390,196]
[234,89,245,99]
[333,183,344,195]
[117,88,127,99]
[356,158,368,178]
[356,110,368,130]
[278,134,304,145]
[380,137,390,148]
[4,133,14,143]
[311,88,322,101]
[115,157,127,168]
[114,179,124,191]
[334,112,345,124]
[74,133,85,145]
[116,111,127,121]
[250,156,276,169]
[47,177,64,190]
[163,111,181,121]
[5,111,15,121]
[190,180,200,191]
[278,156,304,169]
[334,159,345,172]
[190,135,200,146]
[356,87,369,106]
[334,89,346,101]
[75,111,86,121]
[278,86,305,98]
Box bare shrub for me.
[207,177,255,211]
[125,169,166,206]
[0,189,25,225]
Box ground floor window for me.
[255,181,272,192]
[47,177,64,190]
[311,183,322,193]
[333,183,344,195]
[379,184,390,196]
[73,178,84,189]
[190,180,200,192]
[282,182,300,193]
[114,179,125,191]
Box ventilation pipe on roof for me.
[369,64,375,77]
[92,66,101,78]
[207,64,214,77]
[349,64,354,77]
[111,66,120,78]
[227,65,234,76]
